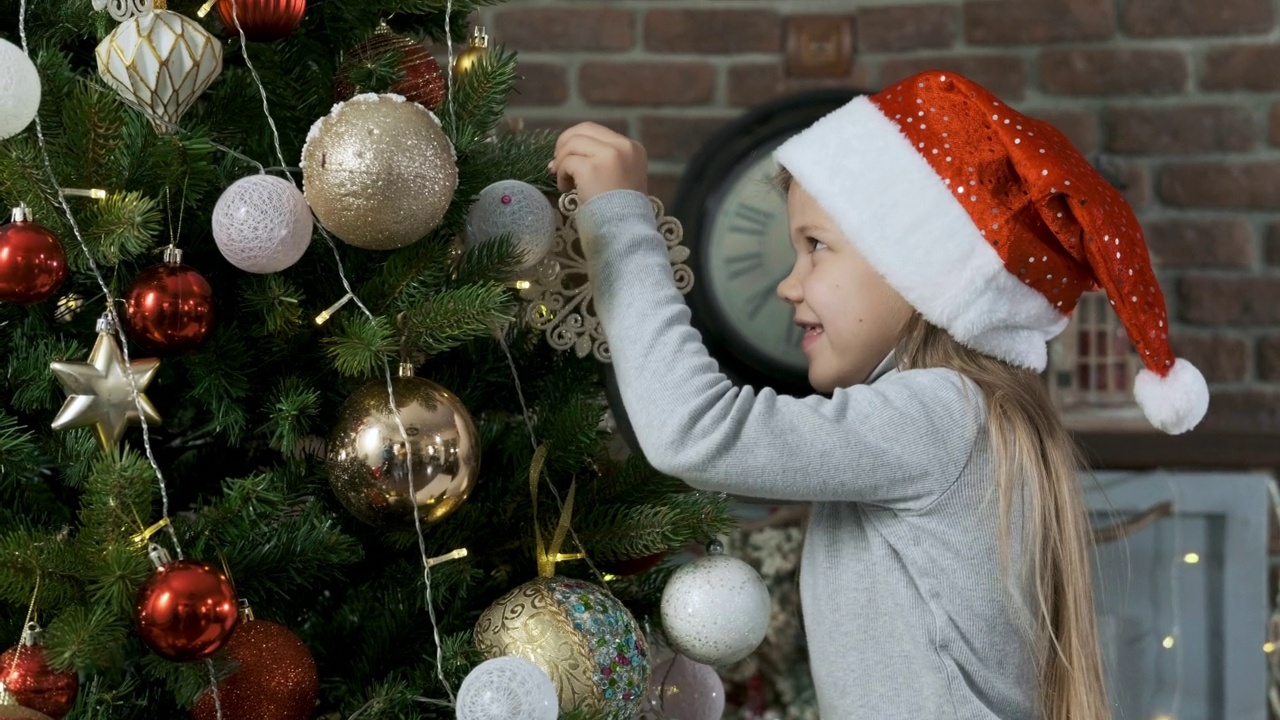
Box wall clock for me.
[674,88,864,395]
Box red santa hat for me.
[774,70,1208,434]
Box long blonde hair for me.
[896,313,1109,720]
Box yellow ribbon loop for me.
[530,445,584,578]
[129,517,171,547]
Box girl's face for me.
[777,182,913,392]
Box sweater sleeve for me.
[577,190,984,510]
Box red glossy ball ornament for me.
[123,246,215,355]
[334,25,446,110]
[190,619,318,720]
[0,625,77,719]
[135,552,239,662]
[0,206,68,305]
[216,0,306,43]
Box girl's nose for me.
[777,265,803,305]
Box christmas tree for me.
[0,1,736,718]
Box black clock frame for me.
[673,88,867,396]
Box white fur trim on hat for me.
[1133,359,1209,435]
[773,96,1068,371]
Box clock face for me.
[703,140,807,377]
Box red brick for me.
[727,61,873,108]
[514,117,630,137]
[1159,161,1280,208]
[495,7,633,52]
[1260,336,1280,380]
[580,62,715,107]
[1105,106,1255,154]
[878,55,1028,100]
[1028,108,1099,155]
[1267,223,1280,265]
[1124,0,1274,37]
[1170,333,1249,382]
[1269,102,1280,147]
[1198,390,1280,433]
[1179,275,1280,325]
[1040,49,1188,96]
[965,0,1116,45]
[1113,162,1152,210]
[858,5,956,52]
[647,172,682,209]
[509,63,567,107]
[645,9,781,54]
[640,115,732,162]
[1144,218,1255,268]
[1203,45,1280,91]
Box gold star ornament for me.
[51,315,161,448]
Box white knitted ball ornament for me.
[213,174,313,273]
[464,180,555,271]
[456,656,559,720]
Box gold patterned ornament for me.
[50,314,161,449]
[301,94,457,250]
[453,26,490,77]
[95,5,223,131]
[325,364,479,527]
[521,192,693,362]
[474,576,650,720]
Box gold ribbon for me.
[129,517,171,547]
[530,445,584,578]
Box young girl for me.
[550,71,1209,720]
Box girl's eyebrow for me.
[794,223,830,235]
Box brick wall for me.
[480,0,1280,433]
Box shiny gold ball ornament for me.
[475,576,650,720]
[325,370,479,527]
[301,94,457,250]
[453,26,490,77]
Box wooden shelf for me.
[1073,431,1280,471]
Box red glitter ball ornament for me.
[0,625,77,719]
[216,0,306,43]
[135,555,239,662]
[334,24,446,110]
[0,206,67,305]
[190,619,318,720]
[123,246,215,355]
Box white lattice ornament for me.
[456,656,559,720]
[521,192,693,363]
[0,38,40,141]
[212,174,313,273]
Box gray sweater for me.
[579,190,1038,720]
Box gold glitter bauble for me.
[325,375,479,527]
[474,576,650,720]
[301,94,457,250]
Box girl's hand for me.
[550,122,648,204]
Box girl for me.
[550,71,1209,720]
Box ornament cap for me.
[469,26,489,48]
[95,313,117,334]
[20,622,41,647]
[163,245,183,265]
[10,204,30,223]
[147,542,173,569]
[705,539,724,556]
[238,598,256,622]
[398,361,415,378]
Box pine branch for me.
[323,314,398,378]
[440,46,519,156]
[4,316,85,414]
[239,273,307,338]
[401,284,515,356]
[0,410,40,485]
[43,602,132,673]
[260,377,322,453]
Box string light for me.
[314,293,353,325]
[1162,635,1176,649]
[424,548,469,569]
[61,188,108,199]
[1265,642,1276,654]
[1182,552,1199,564]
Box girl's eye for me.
[807,237,828,253]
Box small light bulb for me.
[1265,642,1276,654]
[1183,552,1200,564]
[1162,636,1175,649]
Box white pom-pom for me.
[1133,358,1209,435]
[456,656,559,720]
[464,180,556,271]
[213,175,313,273]
[0,38,41,140]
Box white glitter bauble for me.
[660,553,770,667]
[456,656,559,720]
[464,180,555,271]
[212,174,313,273]
[0,38,41,140]
[301,93,457,251]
